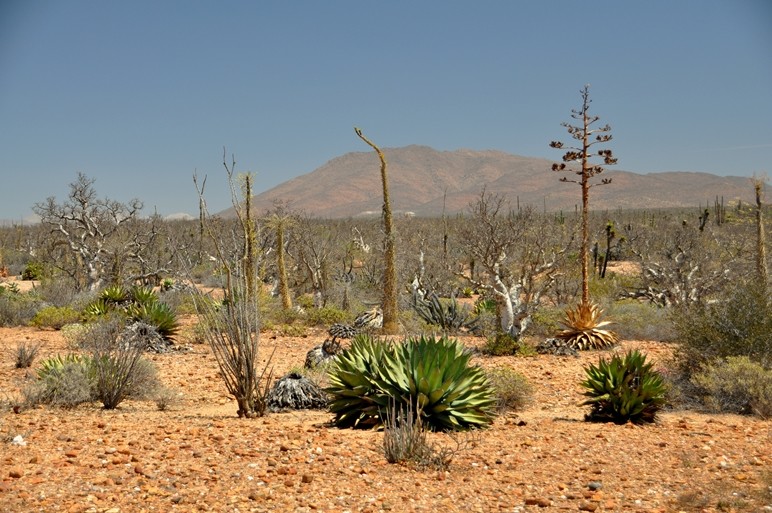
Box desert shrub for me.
[481,332,534,356]
[60,323,89,348]
[305,306,348,327]
[326,334,495,431]
[153,386,180,411]
[691,356,772,418]
[35,278,87,308]
[36,319,162,409]
[158,287,198,315]
[0,293,40,327]
[21,261,45,281]
[25,354,95,408]
[382,400,480,470]
[84,319,160,409]
[13,340,43,368]
[270,323,307,337]
[30,305,81,330]
[194,276,274,418]
[530,306,565,338]
[485,367,533,412]
[606,300,674,341]
[580,349,667,424]
[671,282,771,372]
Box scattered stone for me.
[588,481,602,491]
[9,467,23,479]
[535,338,579,357]
[578,501,598,511]
[301,474,313,484]
[11,435,26,446]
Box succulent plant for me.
[84,285,178,341]
[130,301,179,341]
[410,290,478,333]
[557,301,618,350]
[579,349,667,424]
[128,285,159,308]
[326,334,495,431]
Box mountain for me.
[222,145,758,218]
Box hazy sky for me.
[1,1,770,221]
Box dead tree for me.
[33,173,142,291]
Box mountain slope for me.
[223,145,756,218]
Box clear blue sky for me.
[1,0,770,222]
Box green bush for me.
[305,306,348,327]
[326,334,496,431]
[606,300,674,341]
[25,354,95,408]
[21,262,45,281]
[28,320,162,410]
[30,305,81,330]
[485,367,533,412]
[671,283,771,371]
[481,333,534,356]
[0,293,40,327]
[580,349,667,424]
[691,356,772,418]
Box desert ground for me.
[1,281,770,512]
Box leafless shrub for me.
[153,386,180,411]
[382,401,480,471]
[195,277,274,418]
[83,319,161,409]
[13,340,43,369]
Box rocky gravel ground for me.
[1,323,770,513]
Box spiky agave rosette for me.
[326,335,495,431]
[556,302,618,350]
[579,349,667,424]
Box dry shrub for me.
[691,356,772,418]
[485,367,533,413]
[382,402,478,471]
[13,340,43,369]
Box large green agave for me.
[579,349,667,424]
[326,335,495,431]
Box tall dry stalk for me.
[753,177,768,290]
[355,127,398,334]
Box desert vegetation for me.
[1,146,770,510]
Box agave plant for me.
[129,285,159,308]
[410,290,478,333]
[83,285,178,341]
[326,334,495,431]
[557,302,618,350]
[129,301,179,341]
[100,285,131,307]
[579,349,667,424]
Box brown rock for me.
[8,467,23,479]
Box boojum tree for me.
[355,127,398,334]
[549,85,618,350]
